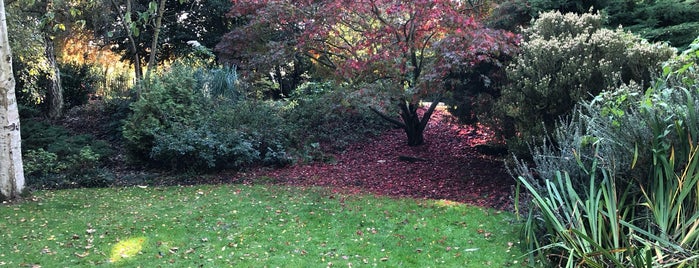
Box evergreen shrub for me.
[287,82,393,151]
[122,62,293,171]
[496,11,675,156]
[21,120,114,189]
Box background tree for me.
[0,0,25,201]
[486,0,532,32]
[96,0,233,81]
[5,0,79,119]
[529,0,607,14]
[498,0,699,49]
[605,0,699,50]
[217,0,519,146]
[215,0,314,99]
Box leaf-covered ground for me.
[234,109,515,210]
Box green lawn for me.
[1,184,526,267]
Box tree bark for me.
[111,0,142,81]
[371,98,442,147]
[44,33,63,119]
[144,0,166,80]
[399,102,425,146]
[0,0,25,201]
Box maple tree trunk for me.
[400,103,425,146]
[372,100,441,147]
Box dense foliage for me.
[90,0,234,76]
[605,0,699,50]
[121,62,390,172]
[21,120,114,189]
[513,38,699,267]
[495,11,675,155]
[59,62,101,109]
[122,62,278,170]
[217,0,519,146]
[498,0,699,49]
[287,82,394,152]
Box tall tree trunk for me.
[44,33,63,119]
[0,0,25,201]
[144,0,166,80]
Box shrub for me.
[59,62,102,109]
[213,100,293,166]
[122,62,207,161]
[496,11,675,156]
[286,82,393,151]
[606,1,699,50]
[514,40,699,267]
[149,121,260,170]
[21,119,114,189]
[122,62,294,171]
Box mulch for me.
[230,109,516,210]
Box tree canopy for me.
[217,0,519,146]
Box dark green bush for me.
[21,119,114,189]
[122,62,294,171]
[213,100,293,166]
[287,83,393,151]
[149,121,260,170]
[59,62,102,109]
[606,0,699,50]
[148,100,294,170]
[122,62,206,161]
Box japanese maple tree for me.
[217,0,519,146]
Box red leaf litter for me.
[233,109,515,210]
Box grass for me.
[0,184,526,267]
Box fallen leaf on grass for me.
[40,247,54,255]
[74,252,89,258]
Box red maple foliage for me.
[216,0,520,146]
[232,108,515,210]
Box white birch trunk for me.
[0,0,25,201]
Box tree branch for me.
[418,95,442,131]
[370,106,405,128]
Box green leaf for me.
[132,25,140,37]
[148,1,158,14]
[56,23,66,31]
[69,7,81,17]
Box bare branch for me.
[370,106,405,128]
[419,95,443,131]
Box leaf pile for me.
[235,109,514,210]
